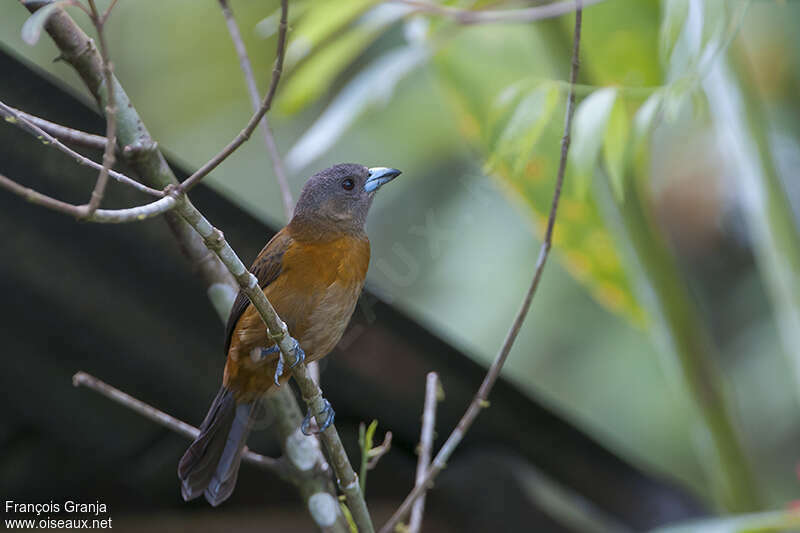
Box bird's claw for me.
[269,339,305,386]
[289,338,305,369]
[273,357,284,386]
[301,399,335,436]
[260,345,280,359]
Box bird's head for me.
[290,163,401,236]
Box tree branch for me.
[5,104,108,150]
[20,0,241,310]
[0,172,178,223]
[407,372,439,533]
[379,4,584,532]
[0,101,162,197]
[217,0,293,220]
[178,0,288,193]
[84,0,116,216]
[392,0,602,25]
[71,371,293,481]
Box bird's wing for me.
[223,228,293,354]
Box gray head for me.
[290,163,401,236]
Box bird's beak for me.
[365,167,402,193]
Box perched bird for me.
[178,163,401,506]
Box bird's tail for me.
[178,387,253,506]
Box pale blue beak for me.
[365,167,402,193]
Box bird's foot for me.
[260,345,280,359]
[273,357,284,386]
[301,399,335,436]
[270,339,305,386]
[288,338,305,369]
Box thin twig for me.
[0,172,177,223]
[0,101,162,196]
[392,0,602,24]
[179,0,289,193]
[408,372,439,533]
[6,105,108,150]
[218,0,293,220]
[379,4,584,532]
[71,371,291,479]
[367,431,392,470]
[100,0,118,24]
[85,0,117,217]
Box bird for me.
[178,163,401,506]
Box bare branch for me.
[379,4,584,532]
[392,0,602,24]
[100,0,118,24]
[85,0,117,216]
[367,431,392,470]
[0,172,177,223]
[407,372,439,533]
[71,372,291,479]
[178,0,289,193]
[218,0,293,220]
[5,105,108,150]
[0,101,162,196]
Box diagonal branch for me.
[71,371,292,480]
[407,372,439,533]
[218,0,293,220]
[379,4,584,532]
[178,0,289,193]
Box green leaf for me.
[631,90,663,171]
[569,88,618,197]
[357,419,379,494]
[488,82,561,177]
[278,4,406,113]
[284,0,383,69]
[21,1,66,46]
[659,0,689,66]
[364,419,377,452]
[280,31,375,113]
[286,45,427,171]
[339,503,358,533]
[632,90,663,149]
[434,28,645,324]
[603,97,630,201]
[663,76,694,122]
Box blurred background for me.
[1,0,800,531]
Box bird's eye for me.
[342,178,355,191]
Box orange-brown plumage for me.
[224,225,370,402]
[179,163,400,507]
